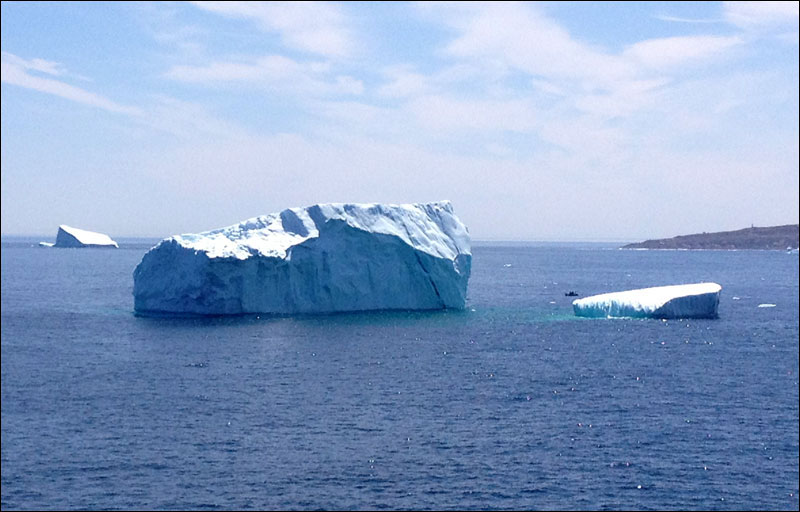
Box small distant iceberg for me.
[573,282,721,319]
[40,225,119,248]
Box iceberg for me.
[133,201,471,316]
[572,283,721,319]
[41,225,119,248]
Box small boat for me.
[565,291,579,297]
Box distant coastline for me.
[622,224,799,250]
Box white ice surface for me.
[171,202,470,261]
[54,225,118,248]
[573,282,722,319]
[134,201,471,316]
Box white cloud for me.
[529,78,566,97]
[152,24,207,56]
[429,2,636,87]
[139,96,251,141]
[1,52,142,116]
[166,54,301,82]
[312,99,393,124]
[535,114,627,161]
[654,14,724,24]
[407,95,539,134]
[377,66,431,98]
[128,2,214,63]
[1,51,66,76]
[624,35,743,69]
[0,51,91,81]
[724,1,800,29]
[0,52,250,140]
[412,3,752,123]
[165,54,363,95]
[426,3,751,87]
[191,1,354,58]
[572,78,667,118]
[377,61,516,101]
[332,75,364,95]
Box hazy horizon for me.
[2,2,798,240]
[0,228,639,244]
[4,220,797,245]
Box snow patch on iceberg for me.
[133,201,471,316]
[573,282,721,319]
[41,225,119,248]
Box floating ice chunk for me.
[573,283,722,319]
[41,225,118,248]
[133,201,471,316]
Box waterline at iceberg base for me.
[133,201,471,316]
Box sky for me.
[1,1,798,241]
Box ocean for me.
[1,238,798,510]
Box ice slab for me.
[573,282,721,319]
[41,225,119,248]
[133,201,471,316]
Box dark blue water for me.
[2,238,798,510]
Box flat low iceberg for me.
[573,282,722,319]
[133,201,471,316]
[41,225,119,248]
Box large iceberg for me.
[573,283,722,319]
[40,225,119,248]
[133,201,471,316]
